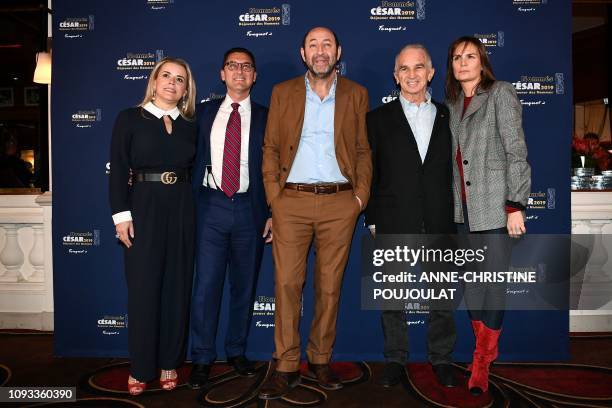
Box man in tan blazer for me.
[259,26,372,400]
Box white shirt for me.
[203,95,251,193]
[286,75,347,184]
[112,101,181,225]
[399,92,437,163]
[143,101,180,120]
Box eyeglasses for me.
[225,61,255,72]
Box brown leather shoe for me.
[258,370,301,400]
[308,363,344,390]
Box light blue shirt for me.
[286,75,348,183]
[399,92,437,163]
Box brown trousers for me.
[271,188,361,372]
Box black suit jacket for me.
[365,98,454,234]
[192,97,269,233]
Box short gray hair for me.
[394,44,433,71]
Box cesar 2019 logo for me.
[62,231,100,245]
[238,4,290,27]
[474,32,505,51]
[97,314,127,336]
[513,74,564,95]
[116,50,164,71]
[71,109,101,128]
[369,0,425,21]
[58,15,94,38]
[253,295,275,315]
[527,189,556,210]
[63,230,101,254]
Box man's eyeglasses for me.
[225,61,255,72]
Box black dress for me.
[109,107,196,381]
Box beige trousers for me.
[271,188,360,372]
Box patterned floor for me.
[1,332,611,407]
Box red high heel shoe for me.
[160,369,178,391]
[128,375,146,396]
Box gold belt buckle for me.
[161,171,177,185]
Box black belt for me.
[134,171,190,184]
[284,183,352,194]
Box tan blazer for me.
[262,75,372,207]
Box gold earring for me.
[152,89,156,101]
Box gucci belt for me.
[133,171,190,184]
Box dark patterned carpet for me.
[1,331,611,407]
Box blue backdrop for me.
[52,0,571,361]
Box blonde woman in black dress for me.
[110,57,197,395]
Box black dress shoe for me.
[188,363,211,389]
[308,363,344,390]
[377,362,404,387]
[432,363,457,388]
[258,370,301,400]
[227,355,256,377]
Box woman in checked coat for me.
[445,36,531,396]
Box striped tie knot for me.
[221,102,242,198]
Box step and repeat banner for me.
[52,0,572,360]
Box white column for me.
[0,224,24,282]
[27,225,45,282]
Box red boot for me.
[466,320,484,372]
[468,324,501,395]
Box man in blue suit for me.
[189,47,271,389]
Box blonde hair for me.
[139,57,197,119]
